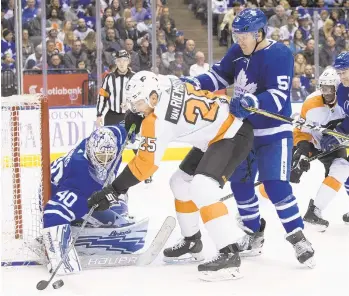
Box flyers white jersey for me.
[294,90,345,150]
[128,76,243,181]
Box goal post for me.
[1,94,51,266]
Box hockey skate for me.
[198,244,242,282]
[233,218,266,257]
[163,231,204,263]
[303,199,329,232]
[343,212,349,224]
[286,228,315,269]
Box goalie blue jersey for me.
[43,125,127,228]
[337,83,349,134]
[196,40,294,145]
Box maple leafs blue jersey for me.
[196,40,294,145]
[336,83,349,134]
[43,125,127,228]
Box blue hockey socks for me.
[231,182,261,232]
[264,180,304,233]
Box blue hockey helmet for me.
[333,51,349,71]
[232,8,268,36]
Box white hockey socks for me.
[43,224,82,275]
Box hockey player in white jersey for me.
[42,125,149,275]
[290,67,349,231]
[328,52,349,224]
[87,71,254,281]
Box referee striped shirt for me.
[96,69,135,116]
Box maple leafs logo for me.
[234,69,257,97]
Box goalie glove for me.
[290,141,311,184]
[87,185,120,211]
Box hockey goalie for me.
[42,124,148,275]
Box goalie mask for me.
[318,67,340,105]
[86,127,118,181]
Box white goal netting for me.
[1,95,48,266]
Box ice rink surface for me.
[2,161,349,296]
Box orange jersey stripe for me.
[175,199,199,213]
[323,176,342,192]
[294,94,324,146]
[128,113,158,181]
[208,114,235,146]
[293,128,312,146]
[200,202,229,223]
[300,95,324,119]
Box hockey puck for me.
[52,279,64,289]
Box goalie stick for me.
[245,106,349,141]
[219,142,349,203]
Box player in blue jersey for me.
[42,125,148,275]
[323,51,349,224]
[182,8,315,267]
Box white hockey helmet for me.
[125,71,160,114]
[86,127,118,168]
[318,67,340,104]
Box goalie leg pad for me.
[43,224,82,275]
[73,217,149,256]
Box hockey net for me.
[1,94,51,266]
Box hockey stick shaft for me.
[104,124,136,186]
[246,107,349,141]
[37,124,137,289]
[219,142,349,202]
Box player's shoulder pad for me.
[267,41,293,59]
[301,90,325,118]
[224,43,244,61]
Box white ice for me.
[2,160,349,296]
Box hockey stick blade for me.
[80,216,176,269]
[246,107,349,141]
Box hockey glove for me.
[87,185,120,211]
[320,126,347,152]
[229,93,259,119]
[290,141,311,184]
[179,76,201,90]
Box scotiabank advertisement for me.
[23,73,89,107]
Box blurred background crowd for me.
[1,0,349,102]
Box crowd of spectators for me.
[1,0,210,80]
[1,0,349,102]
[188,0,349,102]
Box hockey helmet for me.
[318,67,340,105]
[114,50,130,72]
[232,9,268,38]
[125,71,160,114]
[333,51,349,71]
